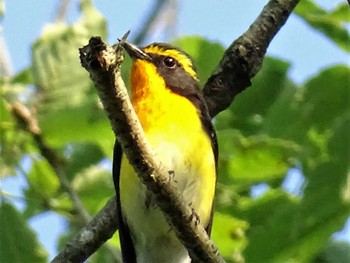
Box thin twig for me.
[55,0,72,22]
[51,197,120,263]
[10,103,91,224]
[148,0,179,41]
[132,0,168,45]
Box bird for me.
[113,39,218,263]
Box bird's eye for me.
[163,56,176,68]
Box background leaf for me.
[0,202,48,263]
[295,1,350,52]
[31,1,112,153]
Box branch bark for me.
[10,103,92,224]
[52,0,300,261]
[51,198,120,263]
[204,0,300,117]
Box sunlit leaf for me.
[215,57,294,135]
[10,68,33,85]
[88,244,121,263]
[72,166,114,215]
[295,1,350,52]
[264,65,350,145]
[23,187,49,219]
[0,98,31,178]
[212,212,248,262]
[32,0,107,108]
[313,240,350,263]
[218,130,299,185]
[301,65,350,131]
[38,101,113,154]
[240,189,300,262]
[328,4,350,22]
[241,116,350,262]
[22,157,61,218]
[27,158,60,198]
[65,142,105,180]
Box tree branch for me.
[78,36,223,262]
[204,0,300,117]
[51,197,120,263]
[52,0,300,261]
[10,103,91,224]
[132,0,168,45]
[55,0,72,22]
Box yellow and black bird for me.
[113,40,218,263]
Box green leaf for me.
[0,98,12,129]
[0,98,30,178]
[2,79,32,103]
[72,166,114,215]
[241,116,350,262]
[240,189,299,263]
[65,142,105,180]
[295,1,350,52]
[23,157,61,218]
[215,57,294,135]
[88,244,121,263]
[0,0,3,19]
[32,24,91,111]
[0,202,48,262]
[173,36,225,85]
[31,1,107,113]
[10,68,33,85]
[264,65,350,144]
[27,158,60,198]
[262,82,303,142]
[301,65,350,132]
[212,212,248,262]
[31,2,112,152]
[313,240,350,263]
[23,187,48,219]
[38,101,113,154]
[217,130,299,185]
[328,4,350,22]
[79,0,108,38]
[0,98,16,178]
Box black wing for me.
[113,140,137,263]
[198,97,218,236]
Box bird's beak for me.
[120,41,151,61]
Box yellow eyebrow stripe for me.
[143,44,198,80]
